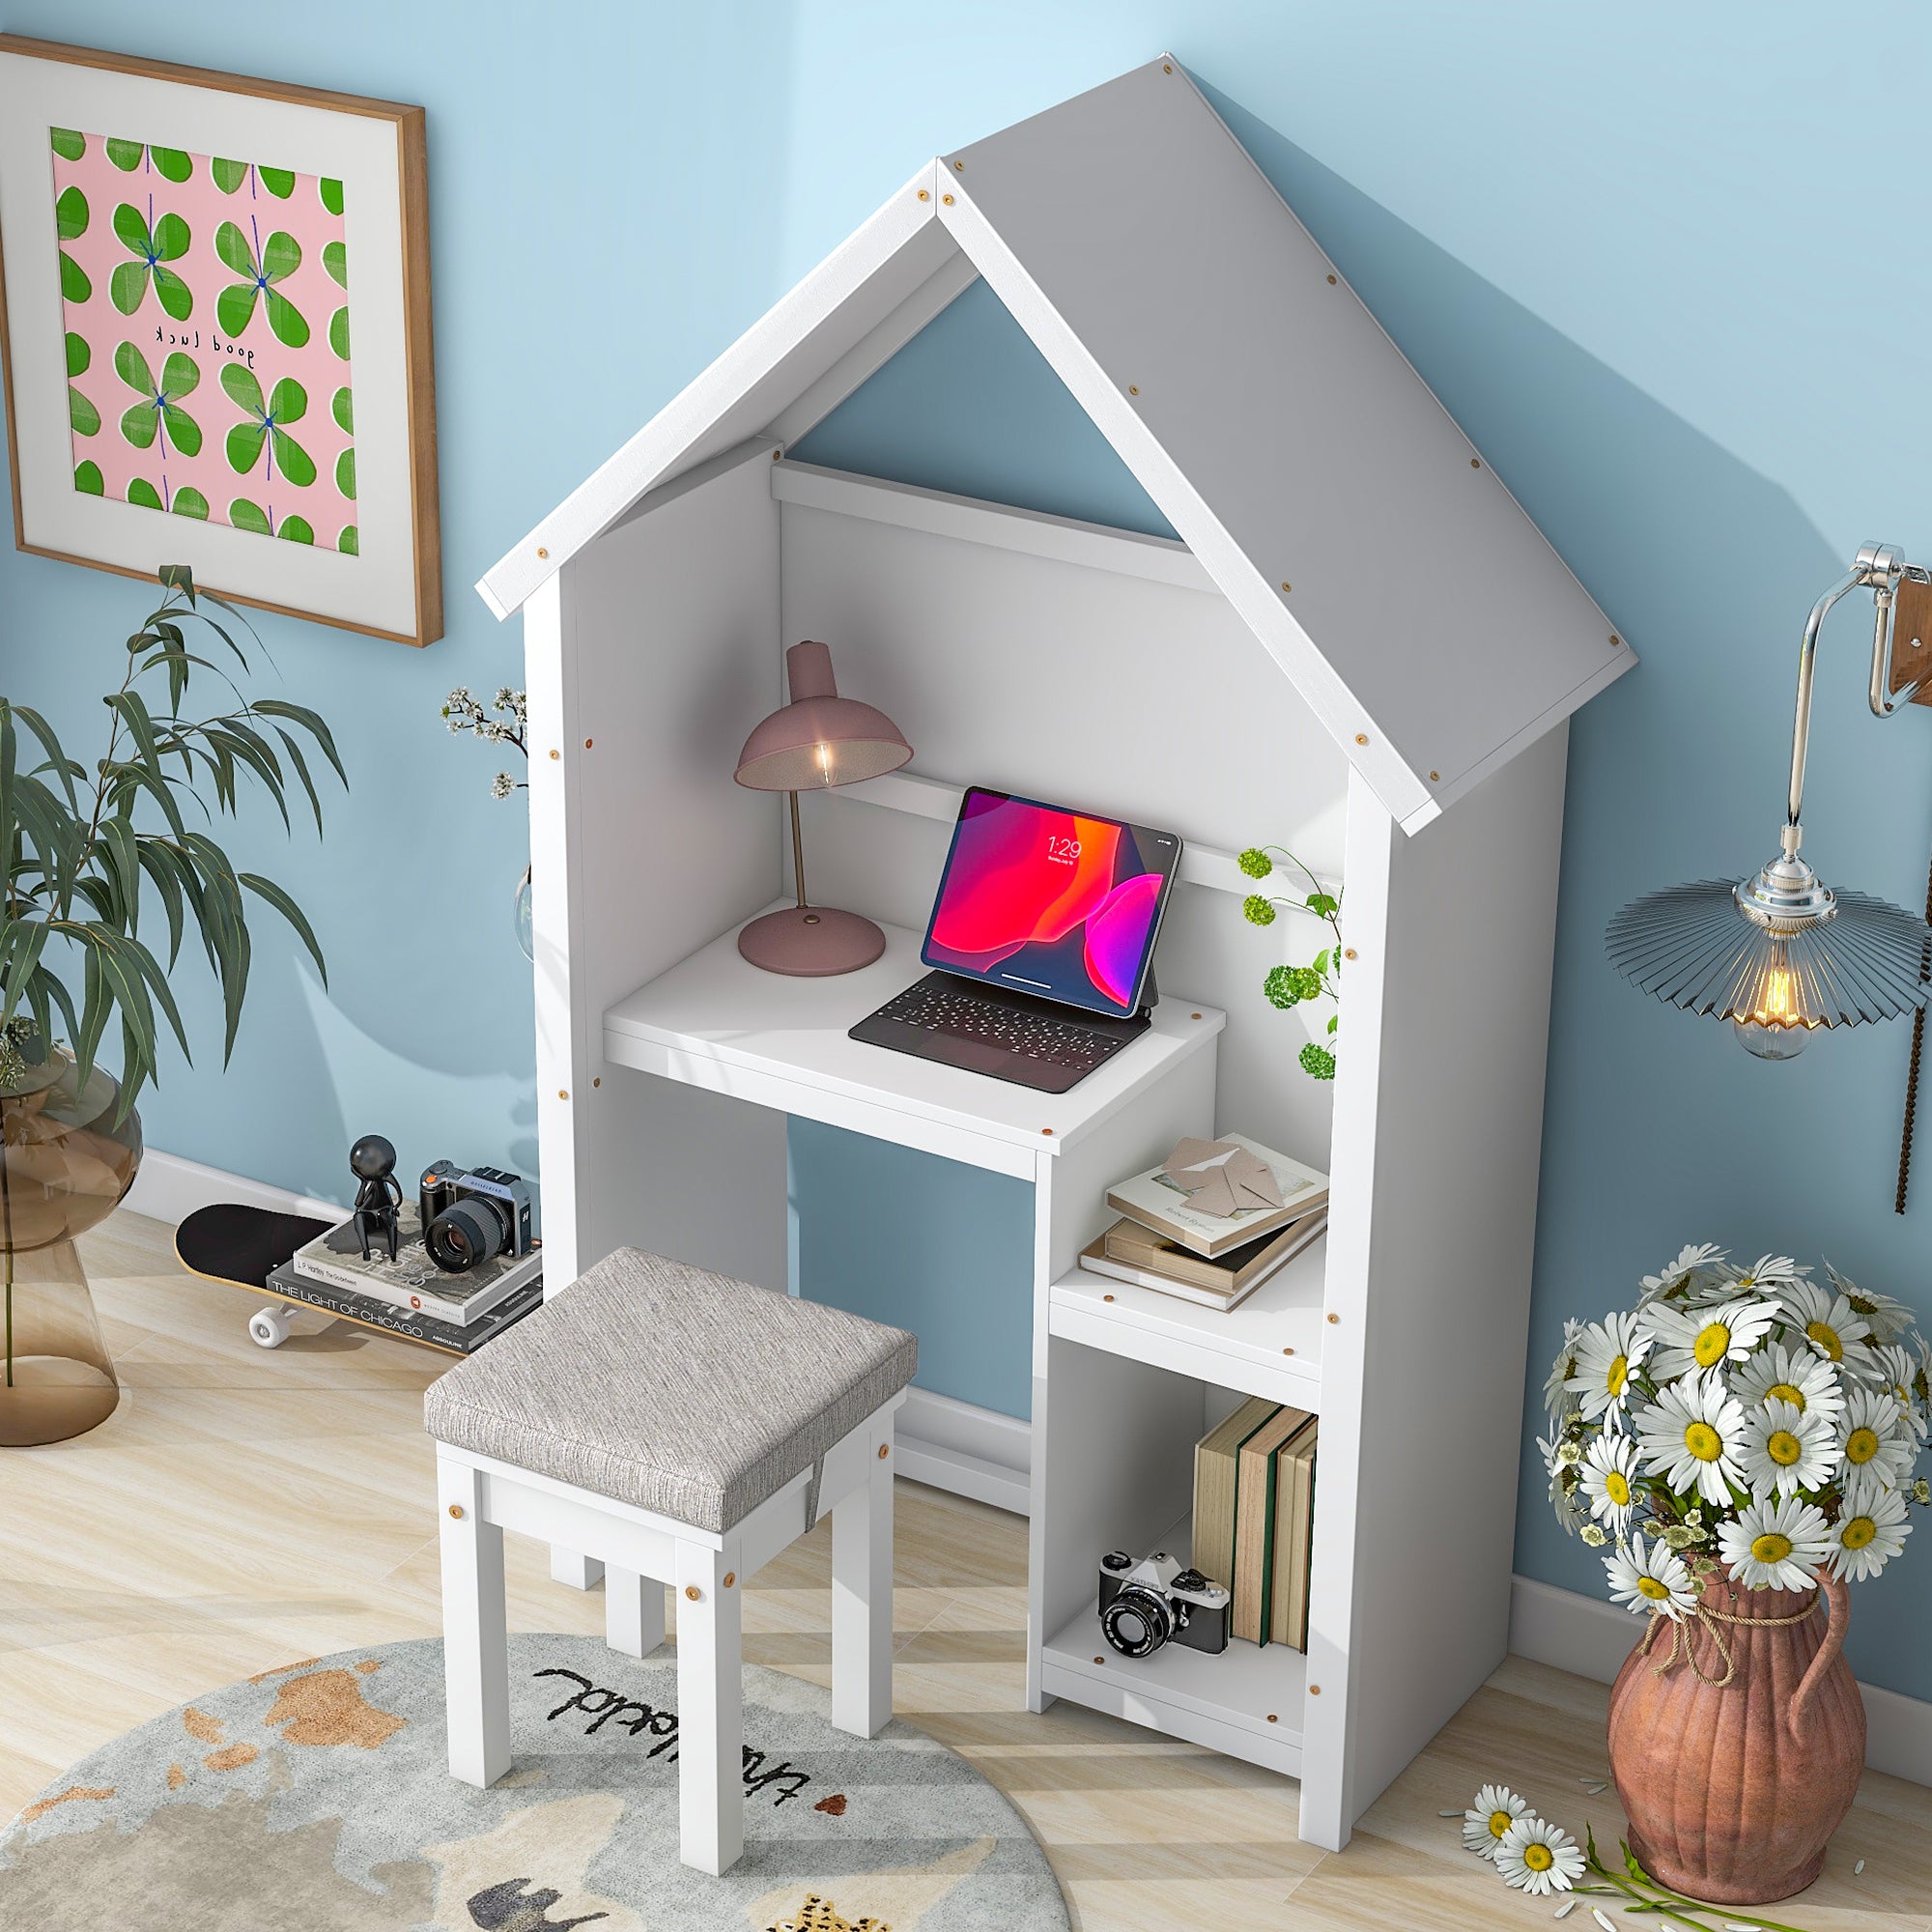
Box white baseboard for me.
[895,1385,1031,1516]
[1510,1573,1930,1787]
[123,1147,344,1229]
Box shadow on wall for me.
[1204,86,1932,1694]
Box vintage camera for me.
[1096,1548,1230,1659]
[419,1162,534,1273]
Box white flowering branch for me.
[441,687,528,800]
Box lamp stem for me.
[1785,568,1862,838]
[788,789,808,909]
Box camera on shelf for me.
[419,1162,534,1274]
[1096,1548,1230,1659]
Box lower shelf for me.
[1039,1599,1307,1779]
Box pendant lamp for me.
[1607,543,1932,1059]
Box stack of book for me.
[1077,1133,1328,1312]
[1191,1396,1318,1650]
[269,1207,544,1355]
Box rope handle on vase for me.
[1640,1587,1824,1690]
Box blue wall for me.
[2,3,1929,1700]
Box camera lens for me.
[1098,1584,1173,1659]
[425,1195,512,1273]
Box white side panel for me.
[480,170,952,616]
[940,58,1632,824]
[1300,726,1570,1848]
[780,493,1346,1167]
[548,443,788,1290]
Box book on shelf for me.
[1269,1421,1319,1651]
[1190,1395,1280,1595]
[292,1205,542,1324]
[1232,1405,1315,1644]
[266,1261,542,1354]
[1077,1209,1326,1310]
[1106,1134,1329,1259]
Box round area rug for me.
[0,1633,1068,1931]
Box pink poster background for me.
[53,132,357,551]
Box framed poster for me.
[0,37,440,645]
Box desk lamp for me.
[734,639,912,975]
[1606,542,1932,1059]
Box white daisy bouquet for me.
[1543,1245,1931,1616]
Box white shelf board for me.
[1039,1513,1307,1778]
[603,909,1225,1168]
[1049,1236,1327,1409]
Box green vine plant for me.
[1238,843,1342,1081]
[0,566,346,1117]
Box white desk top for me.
[604,910,1224,1159]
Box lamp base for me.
[737,905,886,977]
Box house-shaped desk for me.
[479,55,1633,1849]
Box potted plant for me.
[0,567,343,1445]
[1542,1245,1931,1901]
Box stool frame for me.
[436,1389,904,1874]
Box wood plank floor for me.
[3,1211,1928,1929]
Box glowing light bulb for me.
[815,740,832,782]
[1735,964,1809,1060]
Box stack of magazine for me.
[1078,1133,1327,1313]
[267,1205,543,1355]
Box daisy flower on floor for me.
[1774,1276,1876,1375]
[1731,1341,1846,1426]
[1579,1432,1641,1531]
[1495,1814,1587,1894]
[1605,1532,1698,1620]
[1634,1371,1750,1507]
[1717,1495,1833,1591]
[1737,1398,1839,1497]
[1837,1385,1916,1490]
[1463,1782,1528,1859]
[1828,1485,1913,1582]
[1567,1312,1651,1421]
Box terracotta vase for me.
[1606,1570,1864,1903]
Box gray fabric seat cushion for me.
[422,1247,917,1532]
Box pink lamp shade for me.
[733,639,912,791]
[732,640,912,977]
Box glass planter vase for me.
[0,1048,143,1446]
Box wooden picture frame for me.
[0,35,440,645]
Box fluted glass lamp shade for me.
[731,639,913,976]
[1606,870,1932,1061]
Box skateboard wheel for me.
[248,1305,292,1349]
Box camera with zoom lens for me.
[419,1162,533,1274]
[1096,1548,1230,1659]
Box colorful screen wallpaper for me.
[51,128,357,551]
[924,790,1179,1016]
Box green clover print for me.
[215,215,308,347]
[212,158,295,197]
[115,342,203,459]
[106,138,193,182]
[68,333,99,438]
[229,499,314,544]
[126,478,210,518]
[222,365,315,488]
[56,182,91,303]
[111,196,192,320]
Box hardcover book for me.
[1106,1135,1329,1258]
[1189,1396,1280,1596]
[1269,1422,1320,1651]
[1232,1406,1314,1644]
[266,1262,542,1355]
[292,1206,542,1324]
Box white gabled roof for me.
[479,57,1632,832]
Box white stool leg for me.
[604,1565,666,1659]
[832,1437,895,1738]
[675,1538,743,1875]
[550,1547,605,1590]
[439,1455,510,1786]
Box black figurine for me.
[350,1133,403,1263]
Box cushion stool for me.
[422,1246,916,1875]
